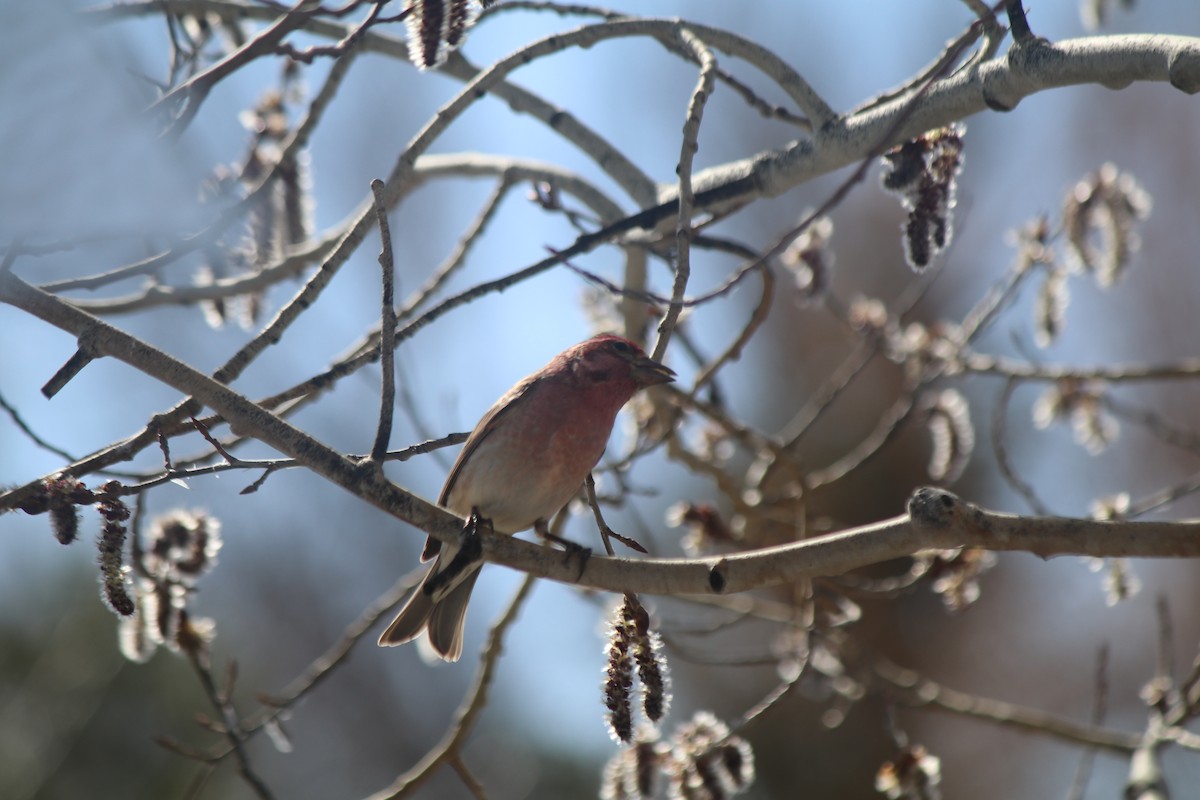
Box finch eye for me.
[609,340,634,355]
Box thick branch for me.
[706,33,1200,203]
[9,260,1200,597]
[470,487,1200,598]
[5,277,1200,598]
[90,3,1200,244]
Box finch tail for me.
[378,559,481,663]
[378,576,435,647]
[426,568,480,662]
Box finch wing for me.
[422,373,546,560]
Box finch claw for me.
[532,522,591,580]
[566,544,591,581]
[465,508,494,539]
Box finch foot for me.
[535,520,591,580]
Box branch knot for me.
[908,487,960,530]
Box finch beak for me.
[631,356,676,388]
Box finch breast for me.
[443,379,617,534]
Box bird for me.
[378,334,675,661]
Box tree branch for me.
[8,267,1200,599]
[88,4,1200,276]
[366,576,536,799]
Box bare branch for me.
[368,179,397,467]
[45,31,362,295]
[365,576,536,799]
[875,655,1139,754]
[653,27,715,360]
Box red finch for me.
[378,334,675,661]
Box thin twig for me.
[964,354,1200,383]
[1125,470,1200,519]
[585,473,647,555]
[1105,395,1200,459]
[849,0,1004,116]
[369,179,397,466]
[397,176,515,324]
[367,576,537,799]
[151,0,318,139]
[730,631,811,734]
[73,154,620,315]
[111,434,469,496]
[874,655,1140,754]
[209,567,426,756]
[183,645,273,798]
[805,393,918,489]
[652,27,715,361]
[0,391,78,463]
[49,4,361,294]
[449,755,489,800]
[688,263,773,399]
[992,377,1052,514]
[274,0,388,63]
[1156,596,1175,684]
[1066,644,1109,800]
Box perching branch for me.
[9,265,1200,596]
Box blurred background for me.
[3,1,1200,798]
